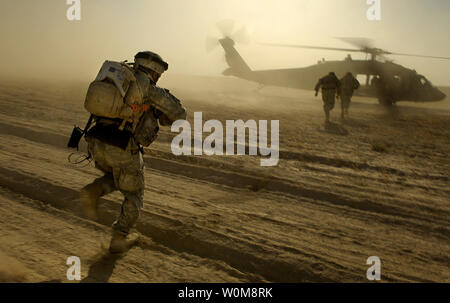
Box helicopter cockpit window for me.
[418,76,432,87]
[413,76,432,92]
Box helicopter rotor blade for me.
[335,37,374,49]
[216,19,235,37]
[261,37,450,62]
[389,52,450,60]
[259,43,362,53]
[206,36,220,52]
[232,26,251,44]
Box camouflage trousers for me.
[86,136,144,235]
[340,94,352,111]
[321,89,336,112]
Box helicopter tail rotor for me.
[206,20,251,52]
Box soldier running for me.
[339,72,360,119]
[315,72,341,126]
[80,51,186,253]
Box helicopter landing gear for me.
[378,96,400,118]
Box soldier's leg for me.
[111,189,143,235]
[81,137,117,220]
[329,91,336,112]
[110,190,143,253]
[346,95,351,114]
[80,172,117,220]
[341,95,349,119]
[322,103,329,123]
[323,104,329,119]
[346,97,351,115]
[322,90,330,123]
[110,162,144,253]
[324,90,335,124]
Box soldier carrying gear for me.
[314,72,341,126]
[80,51,187,253]
[339,72,360,120]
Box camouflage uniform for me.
[82,68,186,237]
[339,73,360,119]
[85,135,144,235]
[315,72,341,124]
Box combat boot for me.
[80,183,103,221]
[109,231,140,254]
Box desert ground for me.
[0,75,448,282]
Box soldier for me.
[315,72,341,126]
[80,51,186,253]
[339,72,360,119]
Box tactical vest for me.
[320,74,340,90]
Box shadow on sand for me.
[80,252,123,283]
[341,118,368,128]
[383,105,401,119]
[319,122,349,136]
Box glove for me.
[314,91,318,97]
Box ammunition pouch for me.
[133,109,159,147]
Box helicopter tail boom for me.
[219,37,252,79]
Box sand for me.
[0,75,448,282]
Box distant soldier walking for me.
[315,72,341,126]
[339,72,360,119]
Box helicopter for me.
[208,23,448,106]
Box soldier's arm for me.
[314,79,322,93]
[146,85,187,122]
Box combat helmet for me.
[134,51,168,82]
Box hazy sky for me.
[1,0,449,85]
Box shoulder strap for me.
[82,114,94,136]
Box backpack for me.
[84,61,136,120]
[70,61,136,151]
